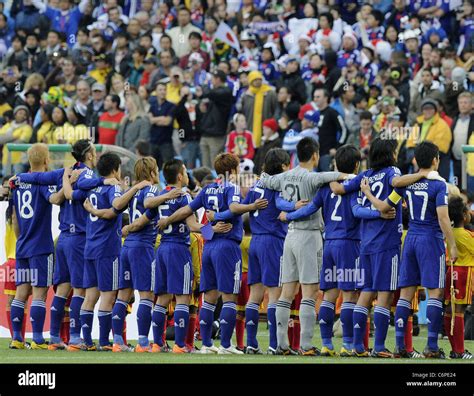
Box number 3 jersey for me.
[343,166,403,254]
[189,181,243,243]
[12,181,56,258]
[84,185,123,259]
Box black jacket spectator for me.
[198,85,233,138]
[277,70,307,105]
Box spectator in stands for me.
[168,6,202,58]
[198,70,233,169]
[225,113,255,160]
[98,94,125,145]
[116,92,150,152]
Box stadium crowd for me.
[0,0,472,188]
[1,0,474,360]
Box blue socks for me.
[267,302,277,350]
[10,299,25,342]
[174,304,189,348]
[69,295,84,345]
[137,299,153,347]
[30,300,46,344]
[98,310,112,347]
[80,309,94,346]
[395,298,411,349]
[219,301,237,348]
[151,304,167,347]
[319,300,335,349]
[245,302,260,349]
[50,295,67,344]
[426,298,443,351]
[353,305,369,353]
[373,305,391,352]
[199,301,216,347]
[111,299,128,345]
[340,302,355,350]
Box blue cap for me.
[303,110,320,124]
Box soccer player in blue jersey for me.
[331,137,434,358]
[65,152,151,351]
[103,157,181,353]
[361,142,457,359]
[158,153,268,354]
[14,140,116,350]
[280,145,396,357]
[9,144,66,350]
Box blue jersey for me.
[343,167,403,254]
[12,181,56,258]
[153,187,192,245]
[287,184,361,241]
[124,185,160,248]
[18,164,102,234]
[243,180,287,239]
[84,185,123,259]
[396,179,448,239]
[189,181,243,243]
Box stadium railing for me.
[5,143,138,181]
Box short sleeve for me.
[109,185,122,206]
[40,185,57,201]
[435,182,449,207]
[388,167,402,187]
[226,184,241,207]
[145,208,158,220]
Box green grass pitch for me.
[1,326,473,364]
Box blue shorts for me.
[84,255,120,292]
[119,245,155,291]
[358,246,400,292]
[201,239,242,294]
[248,234,283,287]
[399,233,446,289]
[54,232,70,286]
[66,234,86,289]
[16,253,54,287]
[320,239,360,291]
[155,242,193,295]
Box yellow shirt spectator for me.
[0,122,32,169]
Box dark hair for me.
[360,110,373,121]
[368,137,398,170]
[135,140,151,156]
[189,31,202,41]
[297,137,320,162]
[160,33,172,42]
[315,87,330,100]
[414,141,439,169]
[163,159,185,184]
[370,10,384,25]
[134,45,147,58]
[108,94,121,108]
[192,166,213,183]
[263,148,290,176]
[97,152,121,177]
[71,139,93,162]
[448,196,467,227]
[335,145,362,174]
[178,5,191,14]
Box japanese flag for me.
[214,22,240,52]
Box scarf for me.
[248,83,271,147]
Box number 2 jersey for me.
[12,181,56,258]
[189,181,243,243]
[84,185,123,259]
[343,166,403,254]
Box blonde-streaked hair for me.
[24,73,46,92]
[134,156,158,183]
[27,143,49,167]
[126,92,146,121]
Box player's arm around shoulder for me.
[258,172,284,191]
[112,180,151,211]
[390,167,430,188]
[310,170,346,191]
